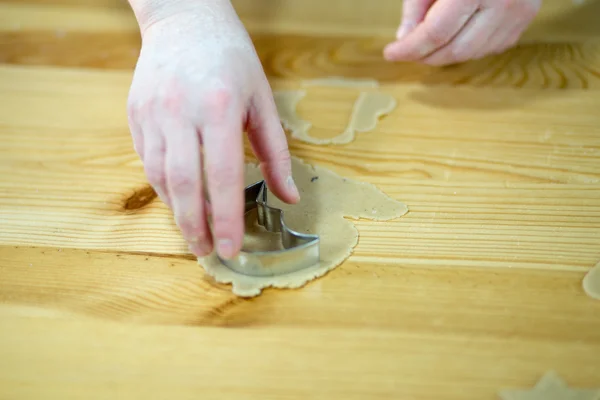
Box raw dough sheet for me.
[197,156,408,297]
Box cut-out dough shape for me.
[334,92,397,144]
[498,370,600,400]
[274,77,397,145]
[197,156,408,297]
[274,90,311,137]
[301,76,380,88]
[583,260,600,300]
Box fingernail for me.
[287,175,300,200]
[396,22,414,40]
[154,187,170,207]
[383,45,395,61]
[396,24,407,39]
[217,239,234,259]
[189,242,211,257]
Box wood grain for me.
[1,65,598,268]
[3,0,600,89]
[1,0,600,398]
[1,246,599,400]
[2,27,600,90]
[3,0,600,39]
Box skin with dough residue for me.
[197,156,408,297]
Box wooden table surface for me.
[1,0,599,398]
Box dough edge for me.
[582,260,600,300]
[197,156,408,297]
[274,77,397,145]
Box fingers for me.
[163,118,212,257]
[246,88,300,205]
[489,19,529,55]
[397,0,436,39]
[201,91,246,260]
[422,6,532,65]
[421,7,503,66]
[384,0,480,62]
[127,84,145,159]
[481,0,541,56]
[479,20,520,58]
[140,118,171,208]
[128,114,144,159]
[384,0,540,65]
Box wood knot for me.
[123,185,158,211]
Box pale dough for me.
[582,260,600,300]
[498,371,600,400]
[301,76,380,88]
[333,92,397,144]
[274,77,397,145]
[273,90,311,138]
[197,156,408,297]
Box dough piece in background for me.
[332,91,397,145]
[197,156,408,297]
[273,90,311,139]
[273,77,397,145]
[583,260,600,300]
[301,76,380,88]
[498,370,600,400]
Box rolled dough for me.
[498,370,600,400]
[197,156,408,297]
[274,77,397,145]
[582,260,600,300]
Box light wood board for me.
[0,0,599,399]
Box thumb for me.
[397,0,436,39]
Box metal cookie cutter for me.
[217,180,320,277]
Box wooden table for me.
[1,0,599,398]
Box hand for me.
[383,0,542,66]
[126,0,300,259]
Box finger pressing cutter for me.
[217,180,320,277]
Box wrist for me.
[127,0,233,36]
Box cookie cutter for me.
[217,180,320,276]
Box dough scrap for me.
[583,260,600,300]
[197,156,408,297]
[498,370,600,400]
[301,76,380,88]
[274,77,397,145]
[273,90,311,138]
[333,92,397,145]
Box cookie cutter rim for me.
[216,180,320,277]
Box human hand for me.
[383,0,542,66]
[126,0,299,259]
